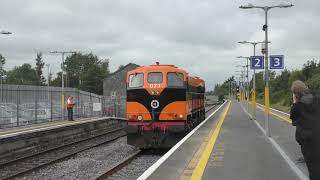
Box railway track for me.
[1,104,219,179]
[95,150,142,180]
[93,104,219,180]
[0,127,126,180]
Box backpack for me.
[298,94,320,142]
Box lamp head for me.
[239,3,254,9]
[279,2,294,8]
[0,30,12,35]
[238,41,248,44]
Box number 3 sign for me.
[250,56,264,69]
[270,55,284,69]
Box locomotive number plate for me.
[149,84,161,88]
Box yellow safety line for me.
[180,112,221,179]
[190,101,231,180]
[255,105,292,124]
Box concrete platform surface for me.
[203,101,300,180]
[142,101,305,180]
[144,104,224,180]
[251,102,308,176]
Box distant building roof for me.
[103,63,139,96]
[109,63,139,76]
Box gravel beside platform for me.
[16,137,137,180]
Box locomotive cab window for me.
[167,73,184,87]
[128,73,144,88]
[148,72,163,83]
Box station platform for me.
[140,100,308,180]
[0,116,125,139]
[0,116,126,166]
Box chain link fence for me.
[0,84,126,129]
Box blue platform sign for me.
[250,56,264,69]
[270,55,284,69]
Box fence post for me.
[113,99,116,117]
[117,96,120,117]
[80,91,83,117]
[35,91,38,124]
[100,96,102,117]
[16,87,20,127]
[90,93,93,117]
[77,89,80,118]
[50,89,53,121]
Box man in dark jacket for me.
[290,80,320,180]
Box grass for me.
[256,98,290,113]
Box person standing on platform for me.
[290,80,320,180]
[67,96,76,121]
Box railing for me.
[0,84,126,129]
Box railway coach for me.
[125,63,205,148]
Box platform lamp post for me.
[238,41,270,120]
[236,65,246,102]
[0,30,12,102]
[240,2,293,137]
[50,51,77,120]
[46,64,51,102]
[236,56,250,112]
[233,74,242,98]
[235,70,245,101]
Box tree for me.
[0,54,5,80]
[306,73,320,94]
[52,53,110,94]
[6,64,37,85]
[50,72,62,87]
[253,72,265,99]
[35,52,46,86]
[270,69,291,105]
[0,54,5,67]
[118,64,125,70]
[213,76,235,97]
[288,70,305,88]
[302,60,318,80]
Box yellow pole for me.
[62,94,65,110]
[243,91,245,101]
[241,90,243,101]
[247,89,250,110]
[252,89,256,116]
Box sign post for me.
[249,56,264,120]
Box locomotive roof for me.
[127,63,205,86]
[128,64,187,74]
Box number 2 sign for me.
[250,56,264,69]
[270,55,284,69]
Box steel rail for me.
[94,104,218,180]
[0,128,126,179]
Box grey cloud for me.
[0,0,318,90]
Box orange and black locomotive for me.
[125,63,205,148]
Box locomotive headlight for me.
[138,115,143,121]
[179,114,183,118]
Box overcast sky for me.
[0,0,318,90]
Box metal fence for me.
[0,84,126,129]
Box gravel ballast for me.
[107,154,162,180]
[16,137,138,180]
